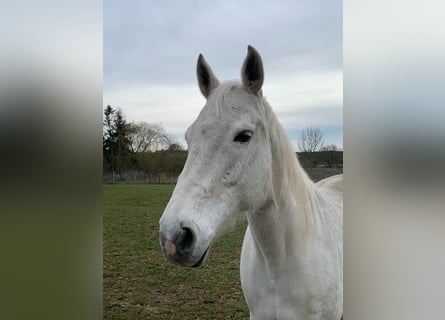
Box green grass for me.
[104,184,249,319]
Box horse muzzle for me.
[159,220,210,267]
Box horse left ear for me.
[241,45,264,95]
[197,54,220,98]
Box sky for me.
[104,0,343,150]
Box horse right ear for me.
[197,54,220,98]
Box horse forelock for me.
[205,81,263,118]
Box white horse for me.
[159,46,343,320]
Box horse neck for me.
[246,101,317,270]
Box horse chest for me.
[240,227,309,319]
[240,226,342,319]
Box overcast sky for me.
[104,0,342,150]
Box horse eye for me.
[234,130,253,144]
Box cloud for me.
[104,0,342,148]
[103,83,204,140]
[104,0,341,86]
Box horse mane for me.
[262,99,318,237]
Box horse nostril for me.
[178,227,195,252]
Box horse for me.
[159,46,343,320]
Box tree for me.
[320,144,341,152]
[103,106,116,172]
[297,127,325,170]
[103,106,133,173]
[158,132,182,151]
[114,109,133,169]
[129,122,165,153]
[319,144,343,168]
[167,143,183,151]
[127,121,182,152]
[298,127,324,152]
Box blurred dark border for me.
[345,1,445,319]
[0,1,102,319]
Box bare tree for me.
[298,127,325,152]
[158,132,182,151]
[128,122,167,153]
[128,121,183,152]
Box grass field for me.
[104,184,249,319]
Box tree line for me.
[103,106,342,180]
[103,106,185,176]
[296,127,343,170]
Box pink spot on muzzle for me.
[164,239,176,256]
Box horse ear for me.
[197,54,220,98]
[241,45,264,94]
